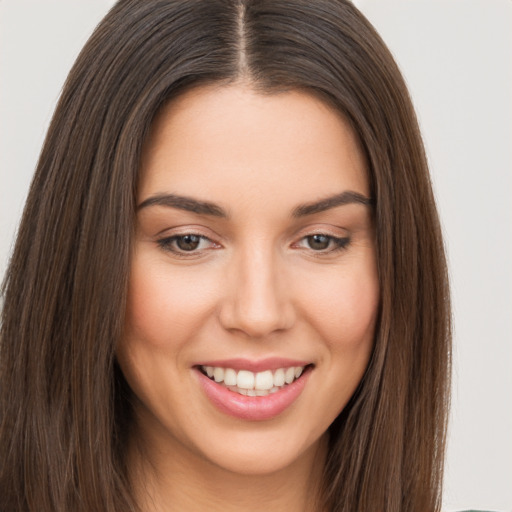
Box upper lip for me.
[194,357,312,372]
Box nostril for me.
[218,296,295,337]
[217,257,296,336]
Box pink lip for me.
[194,357,310,372]
[195,365,312,421]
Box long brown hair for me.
[0,1,451,510]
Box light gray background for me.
[1,1,511,510]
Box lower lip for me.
[196,367,311,421]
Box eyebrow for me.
[137,193,228,217]
[292,191,374,217]
[137,190,373,218]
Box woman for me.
[0,1,451,511]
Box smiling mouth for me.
[198,365,312,397]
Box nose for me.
[218,246,295,338]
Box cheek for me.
[298,260,379,351]
[118,252,222,419]
[123,251,219,348]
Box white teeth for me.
[255,370,273,391]
[285,367,295,384]
[273,368,285,387]
[224,368,237,386]
[237,370,255,389]
[213,367,224,383]
[201,364,308,395]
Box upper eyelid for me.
[159,233,216,245]
[153,223,227,244]
[155,228,348,241]
[156,234,220,257]
[154,224,350,246]
[292,225,349,240]
[293,234,350,248]
[297,234,348,242]
[154,223,217,237]
[158,233,349,248]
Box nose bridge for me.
[220,241,293,337]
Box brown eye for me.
[306,234,330,250]
[157,234,210,254]
[295,234,350,253]
[175,234,201,251]
[156,233,222,257]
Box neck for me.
[128,430,328,512]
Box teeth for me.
[201,365,307,395]
[254,370,273,390]
[213,367,224,383]
[285,367,295,384]
[227,385,287,397]
[237,370,255,390]
[273,368,285,387]
[224,368,237,386]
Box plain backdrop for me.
[1,1,511,511]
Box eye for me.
[157,234,218,255]
[174,234,201,251]
[296,234,350,252]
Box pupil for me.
[177,235,200,251]
[308,234,330,250]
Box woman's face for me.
[118,84,379,476]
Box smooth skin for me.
[117,84,380,511]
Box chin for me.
[178,421,328,478]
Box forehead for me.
[139,84,368,212]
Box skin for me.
[117,84,380,511]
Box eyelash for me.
[156,233,351,257]
[157,234,217,256]
[294,234,350,253]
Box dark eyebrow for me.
[292,191,374,217]
[137,193,227,218]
